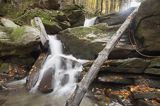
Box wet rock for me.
[58,23,117,59]
[95,7,136,26]
[60,56,81,70]
[61,74,69,86]
[38,67,55,93]
[135,0,160,52]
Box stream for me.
[0,1,143,106]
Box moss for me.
[13,8,61,25]
[0,0,36,18]
[61,24,116,39]
[9,27,25,41]
[63,27,104,38]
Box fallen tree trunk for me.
[65,8,139,106]
[26,53,49,90]
[34,17,49,50]
[26,17,49,90]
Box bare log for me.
[34,17,49,50]
[65,8,139,106]
[26,53,49,91]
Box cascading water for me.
[84,17,97,27]
[30,35,84,95]
[121,0,141,11]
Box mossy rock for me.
[13,8,70,34]
[0,26,40,57]
[62,5,85,27]
[58,23,117,59]
[0,0,36,18]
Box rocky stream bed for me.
[0,0,160,106]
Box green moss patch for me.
[9,27,25,41]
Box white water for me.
[30,35,85,95]
[84,17,97,27]
[121,0,141,11]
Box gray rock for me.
[38,67,55,93]
[135,0,160,51]
[95,7,136,26]
[144,58,160,75]
[61,74,69,86]
[1,18,19,28]
[133,91,160,99]
[0,63,9,73]
[101,58,150,74]
[0,25,40,57]
[58,23,117,59]
[145,68,160,75]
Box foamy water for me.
[121,0,141,11]
[30,35,86,95]
[84,17,97,27]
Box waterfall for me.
[84,17,97,27]
[30,35,85,95]
[121,0,141,11]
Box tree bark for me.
[26,53,49,91]
[34,17,49,50]
[65,7,139,106]
[100,0,103,14]
[26,17,50,91]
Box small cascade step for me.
[30,36,83,94]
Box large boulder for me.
[61,5,85,27]
[135,0,160,52]
[0,19,40,63]
[58,23,118,59]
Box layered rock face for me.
[0,18,41,68]
[135,0,160,52]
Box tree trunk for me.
[100,0,103,14]
[65,7,139,106]
[34,17,49,50]
[95,0,99,13]
[73,0,75,4]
